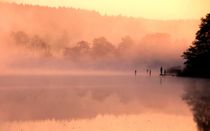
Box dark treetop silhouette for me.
[182,13,210,78]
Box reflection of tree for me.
[183,82,210,131]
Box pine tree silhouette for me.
[182,13,210,77]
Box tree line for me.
[11,31,136,64]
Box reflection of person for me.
[160,76,162,85]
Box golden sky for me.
[1,0,210,19]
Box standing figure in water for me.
[160,66,163,76]
[135,70,137,76]
[149,70,151,76]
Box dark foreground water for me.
[0,75,209,131]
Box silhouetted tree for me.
[75,41,90,54]
[30,35,51,56]
[11,31,30,47]
[118,36,134,50]
[63,40,90,59]
[182,13,210,77]
[12,31,51,56]
[117,36,134,54]
[91,37,116,57]
[31,35,48,50]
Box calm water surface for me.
[0,75,209,131]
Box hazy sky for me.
[1,0,210,19]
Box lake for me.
[0,74,209,131]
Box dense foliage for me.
[182,13,210,77]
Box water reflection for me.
[183,80,210,131]
[0,75,198,131]
[0,75,187,122]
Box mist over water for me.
[0,75,184,121]
[0,75,209,131]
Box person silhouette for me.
[160,66,163,76]
[135,70,137,76]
